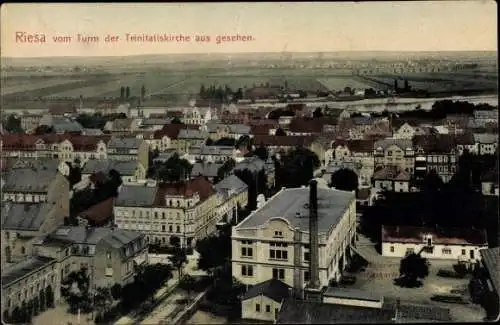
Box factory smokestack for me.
[305,179,322,302]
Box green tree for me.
[253,142,269,161]
[179,274,196,302]
[205,138,214,145]
[34,125,54,135]
[312,107,324,118]
[215,158,236,183]
[154,153,193,183]
[5,114,23,133]
[330,168,359,191]
[275,127,287,136]
[398,253,429,287]
[171,117,183,124]
[196,228,231,278]
[110,283,122,301]
[168,247,188,279]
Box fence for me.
[171,287,211,325]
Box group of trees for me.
[61,268,93,314]
[268,108,295,120]
[4,114,23,133]
[119,86,131,100]
[3,286,54,324]
[150,153,193,183]
[195,224,232,278]
[199,84,234,103]
[330,168,359,192]
[76,112,128,129]
[274,147,321,189]
[69,168,123,220]
[396,253,430,288]
[214,158,236,184]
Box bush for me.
[453,263,469,276]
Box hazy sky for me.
[1,2,497,57]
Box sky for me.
[1,1,497,57]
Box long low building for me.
[381,226,488,263]
[231,181,356,290]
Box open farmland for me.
[1,79,83,96]
[317,77,379,91]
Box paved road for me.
[140,289,187,325]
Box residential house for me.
[48,105,77,117]
[152,150,177,164]
[149,124,199,152]
[214,174,249,224]
[241,279,291,322]
[474,110,498,123]
[473,133,498,155]
[177,129,209,154]
[232,156,275,189]
[373,166,411,192]
[103,118,139,135]
[113,176,220,247]
[139,118,171,131]
[81,160,146,185]
[219,112,250,125]
[412,134,460,183]
[323,161,370,189]
[252,135,316,154]
[106,137,149,171]
[381,226,488,264]
[373,138,414,173]
[33,226,148,288]
[1,256,61,319]
[20,113,44,132]
[288,117,337,136]
[187,145,235,164]
[347,116,373,140]
[183,106,213,125]
[1,202,68,265]
[326,139,376,183]
[56,135,110,165]
[231,182,356,289]
[454,132,476,155]
[191,162,224,182]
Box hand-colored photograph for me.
[1,2,498,325]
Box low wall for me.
[172,288,211,325]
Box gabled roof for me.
[241,279,291,302]
[374,138,413,151]
[191,162,223,178]
[116,184,158,207]
[78,197,115,225]
[2,167,62,193]
[107,136,143,149]
[1,202,53,231]
[154,176,216,205]
[214,174,248,196]
[233,156,265,173]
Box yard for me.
[343,254,487,322]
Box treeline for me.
[199,84,238,103]
[372,100,497,120]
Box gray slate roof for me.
[178,129,207,139]
[82,160,138,176]
[323,287,382,302]
[115,185,158,207]
[192,145,234,156]
[46,226,142,247]
[107,137,143,149]
[473,133,498,144]
[237,187,355,233]
[2,167,60,193]
[374,138,413,151]
[276,299,394,324]
[2,256,56,287]
[153,150,177,163]
[233,156,265,173]
[480,247,500,295]
[82,128,104,136]
[192,162,223,178]
[241,279,291,302]
[1,202,53,231]
[214,174,248,196]
[52,117,84,133]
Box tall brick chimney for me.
[305,179,322,302]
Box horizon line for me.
[2,49,498,60]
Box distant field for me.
[1,79,83,96]
[317,77,378,91]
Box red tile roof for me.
[154,124,199,140]
[289,117,337,134]
[252,135,316,147]
[250,124,274,136]
[78,197,115,226]
[382,225,488,246]
[154,176,216,205]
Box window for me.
[304,252,310,262]
[256,304,261,312]
[266,305,271,313]
[162,225,166,232]
[162,212,166,219]
[169,225,173,232]
[405,248,414,255]
[390,246,394,253]
[387,151,392,156]
[241,265,253,277]
[241,247,253,258]
[154,212,158,219]
[442,248,452,255]
[176,225,180,233]
[106,251,111,260]
[304,271,310,282]
[274,231,283,237]
[272,268,285,280]
[21,246,26,254]
[270,242,288,261]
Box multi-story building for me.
[231,182,356,290]
[374,138,414,173]
[80,160,147,185]
[373,166,411,192]
[202,122,251,141]
[1,256,61,321]
[106,137,149,171]
[187,145,236,164]
[214,174,249,224]
[191,162,224,182]
[412,135,459,183]
[176,129,209,154]
[183,106,213,125]
[113,176,221,247]
[1,202,68,265]
[103,118,140,135]
[20,113,44,132]
[473,133,498,155]
[33,226,148,288]
[381,226,488,264]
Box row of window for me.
[389,246,473,256]
[240,265,287,280]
